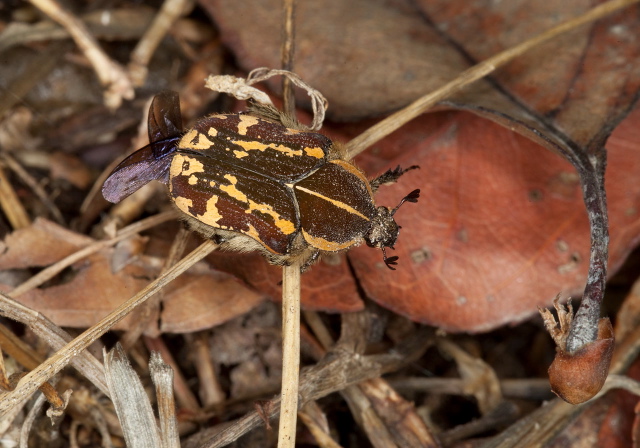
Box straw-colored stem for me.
[278,261,301,447]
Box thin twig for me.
[345,0,640,158]
[0,162,30,230]
[28,0,134,109]
[128,0,189,86]
[1,152,65,225]
[10,210,177,297]
[281,0,297,117]
[0,240,218,418]
[278,261,302,448]
[120,226,190,348]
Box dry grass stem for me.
[1,152,64,225]
[281,0,297,117]
[0,163,30,230]
[191,332,226,407]
[278,261,302,448]
[144,336,201,413]
[129,0,189,86]
[345,0,640,158]
[150,352,180,448]
[9,210,177,297]
[27,0,134,109]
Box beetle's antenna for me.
[382,248,399,270]
[391,189,420,216]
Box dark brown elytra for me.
[102,91,419,270]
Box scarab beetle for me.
[102,91,419,269]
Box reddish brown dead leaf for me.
[0,220,266,332]
[421,1,640,152]
[202,0,640,129]
[347,106,640,331]
[0,253,151,329]
[202,0,467,121]
[0,218,93,269]
[205,252,364,312]
[161,273,266,333]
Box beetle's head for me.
[364,189,420,270]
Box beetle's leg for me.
[370,165,419,192]
[300,250,320,273]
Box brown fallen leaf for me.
[205,251,364,312]
[0,219,266,332]
[347,106,640,332]
[0,218,93,269]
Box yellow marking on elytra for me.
[207,127,218,137]
[170,154,203,179]
[234,150,249,158]
[220,174,248,203]
[245,223,260,240]
[304,146,324,158]
[188,175,198,185]
[196,195,223,225]
[295,185,369,221]
[330,159,374,196]
[237,115,260,135]
[173,196,193,213]
[246,201,296,235]
[233,139,302,157]
[180,129,214,150]
[302,229,355,251]
[210,180,216,187]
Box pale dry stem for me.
[278,261,302,448]
[0,162,30,230]
[281,0,297,118]
[129,0,190,86]
[28,0,134,109]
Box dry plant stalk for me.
[278,261,302,448]
[27,0,134,109]
[0,163,30,230]
[128,0,189,86]
[278,2,301,446]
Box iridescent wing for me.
[102,91,183,203]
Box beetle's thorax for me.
[364,206,399,249]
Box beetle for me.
[103,91,419,270]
